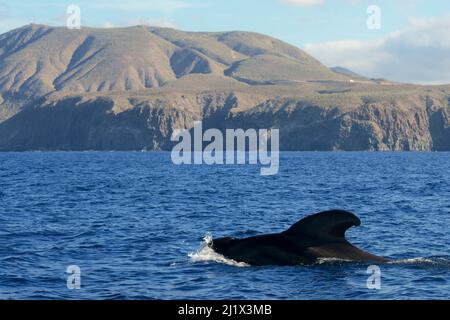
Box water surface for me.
[0,152,449,299]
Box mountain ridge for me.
[0,24,449,151]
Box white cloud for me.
[304,15,450,84]
[147,18,178,28]
[281,0,323,5]
[81,0,201,12]
[280,0,422,10]
[102,22,117,29]
[103,17,178,29]
[281,0,362,6]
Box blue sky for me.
[1,0,450,83]
[0,0,447,44]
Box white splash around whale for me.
[188,234,250,267]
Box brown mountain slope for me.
[0,25,449,151]
[0,24,348,124]
[0,24,341,100]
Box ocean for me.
[0,152,449,299]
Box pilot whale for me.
[210,210,389,266]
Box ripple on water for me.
[0,152,449,299]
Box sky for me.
[0,0,449,84]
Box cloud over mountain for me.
[304,15,450,84]
[281,0,323,6]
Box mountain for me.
[331,66,368,81]
[0,24,449,151]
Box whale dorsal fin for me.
[283,210,361,244]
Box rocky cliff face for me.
[0,24,449,151]
[1,87,449,151]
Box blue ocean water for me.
[0,152,449,300]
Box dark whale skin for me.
[211,210,389,266]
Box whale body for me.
[211,210,389,266]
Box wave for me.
[188,235,249,267]
[316,257,354,264]
[317,256,450,268]
[388,256,450,267]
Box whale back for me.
[211,210,388,265]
